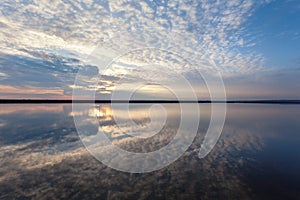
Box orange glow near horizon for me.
[0,85,70,99]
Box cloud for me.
[3,0,293,99]
[0,72,7,77]
[0,84,68,99]
[0,0,272,75]
[0,72,8,80]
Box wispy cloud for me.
[0,84,69,99]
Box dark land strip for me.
[0,99,300,104]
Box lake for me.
[0,104,300,199]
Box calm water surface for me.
[0,104,300,199]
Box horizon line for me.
[0,99,300,104]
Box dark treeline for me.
[0,99,300,104]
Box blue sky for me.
[0,0,299,99]
[246,0,300,67]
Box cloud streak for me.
[0,84,69,99]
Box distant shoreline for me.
[0,99,300,104]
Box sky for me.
[0,0,300,100]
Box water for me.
[0,104,300,199]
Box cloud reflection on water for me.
[0,104,300,199]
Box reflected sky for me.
[0,104,300,199]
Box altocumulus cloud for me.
[2,0,297,99]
